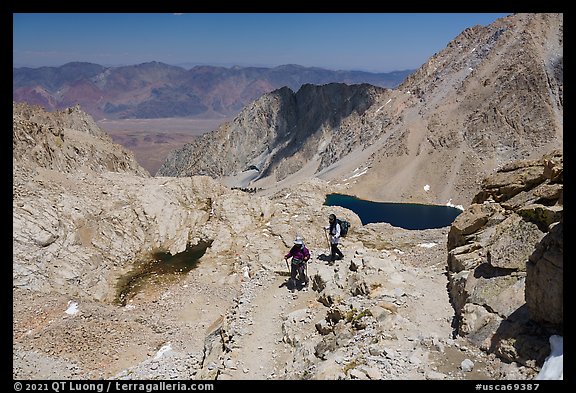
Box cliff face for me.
[158,13,563,207]
[13,103,237,303]
[446,150,563,367]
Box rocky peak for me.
[157,82,388,181]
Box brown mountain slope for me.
[347,12,563,206]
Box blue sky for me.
[13,13,510,72]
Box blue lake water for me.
[324,193,462,230]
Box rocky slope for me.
[13,102,148,176]
[158,13,563,209]
[13,102,558,381]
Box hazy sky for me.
[13,13,510,72]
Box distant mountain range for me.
[13,62,414,120]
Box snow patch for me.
[535,335,563,380]
[154,343,173,359]
[242,266,251,280]
[344,168,369,181]
[418,243,437,248]
[351,169,368,178]
[446,199,465,211]
[376,99,392,113]
[65,301,79,315]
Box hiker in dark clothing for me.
[284,236,310,288]
[325,214,344,263]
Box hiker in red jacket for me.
[284,236,310,290]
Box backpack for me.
[337,219,350,237]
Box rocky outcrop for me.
[446,150,563,367]
[13,102,149,176]
[13,103,253,302]
[525,218,563,326]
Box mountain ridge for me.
[157,13,563,209]
[13,61,413,120]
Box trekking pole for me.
[284,258,291,276]
[324,228,331,254]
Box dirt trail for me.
[219,266,317,379]
[13,226,537,380]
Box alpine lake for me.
[324,193,462,230]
